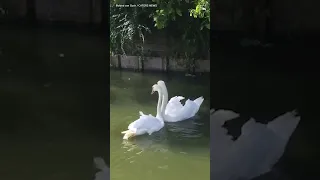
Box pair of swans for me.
[211,109,300,180]
[122,80,204,140]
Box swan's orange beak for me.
[151,89,154,94]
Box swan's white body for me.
[211,109,300,180]
[94,157,109,180]
[157,81,204,122]
[121,84,164,140]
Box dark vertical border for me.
[103,0,111,167]
[210,1,214,110]
[100,0,109,31]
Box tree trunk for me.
[140,56,144,72]
[165,56,170,73]
[117,55,122,70]
[192,58,196,74]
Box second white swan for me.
[156,80,204,122]
[121,84,165,140]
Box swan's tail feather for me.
[193,96,204,107]
[267,109,301,141]
[176,96,185,101]
[139,111,146,116]
[94,157,107,171]
[121,130,130,134]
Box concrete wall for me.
[110,55,210,72]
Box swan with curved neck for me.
[156,80,204,122]
[122,84,164,140]
[151,84,164,120]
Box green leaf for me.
[205,24,210,29]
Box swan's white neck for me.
[159,82,169,117]
[156,88,164,122]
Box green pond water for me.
[110,70,210,180]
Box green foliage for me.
[151,0,187,29]
[110,0,210,72]
[151,0,210,71]
[110,0,151,55]
[189,0,210,30]
[152,0,210,30]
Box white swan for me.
[211,109,300,180]
[94,157,109,180]
[156,80,204,122]
[121,84,165,140]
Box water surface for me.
[110,70,210,180]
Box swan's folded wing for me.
[193,96,204,107]
[128,112,162,130]
[165,96,185,115]
[178,99,199,118]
